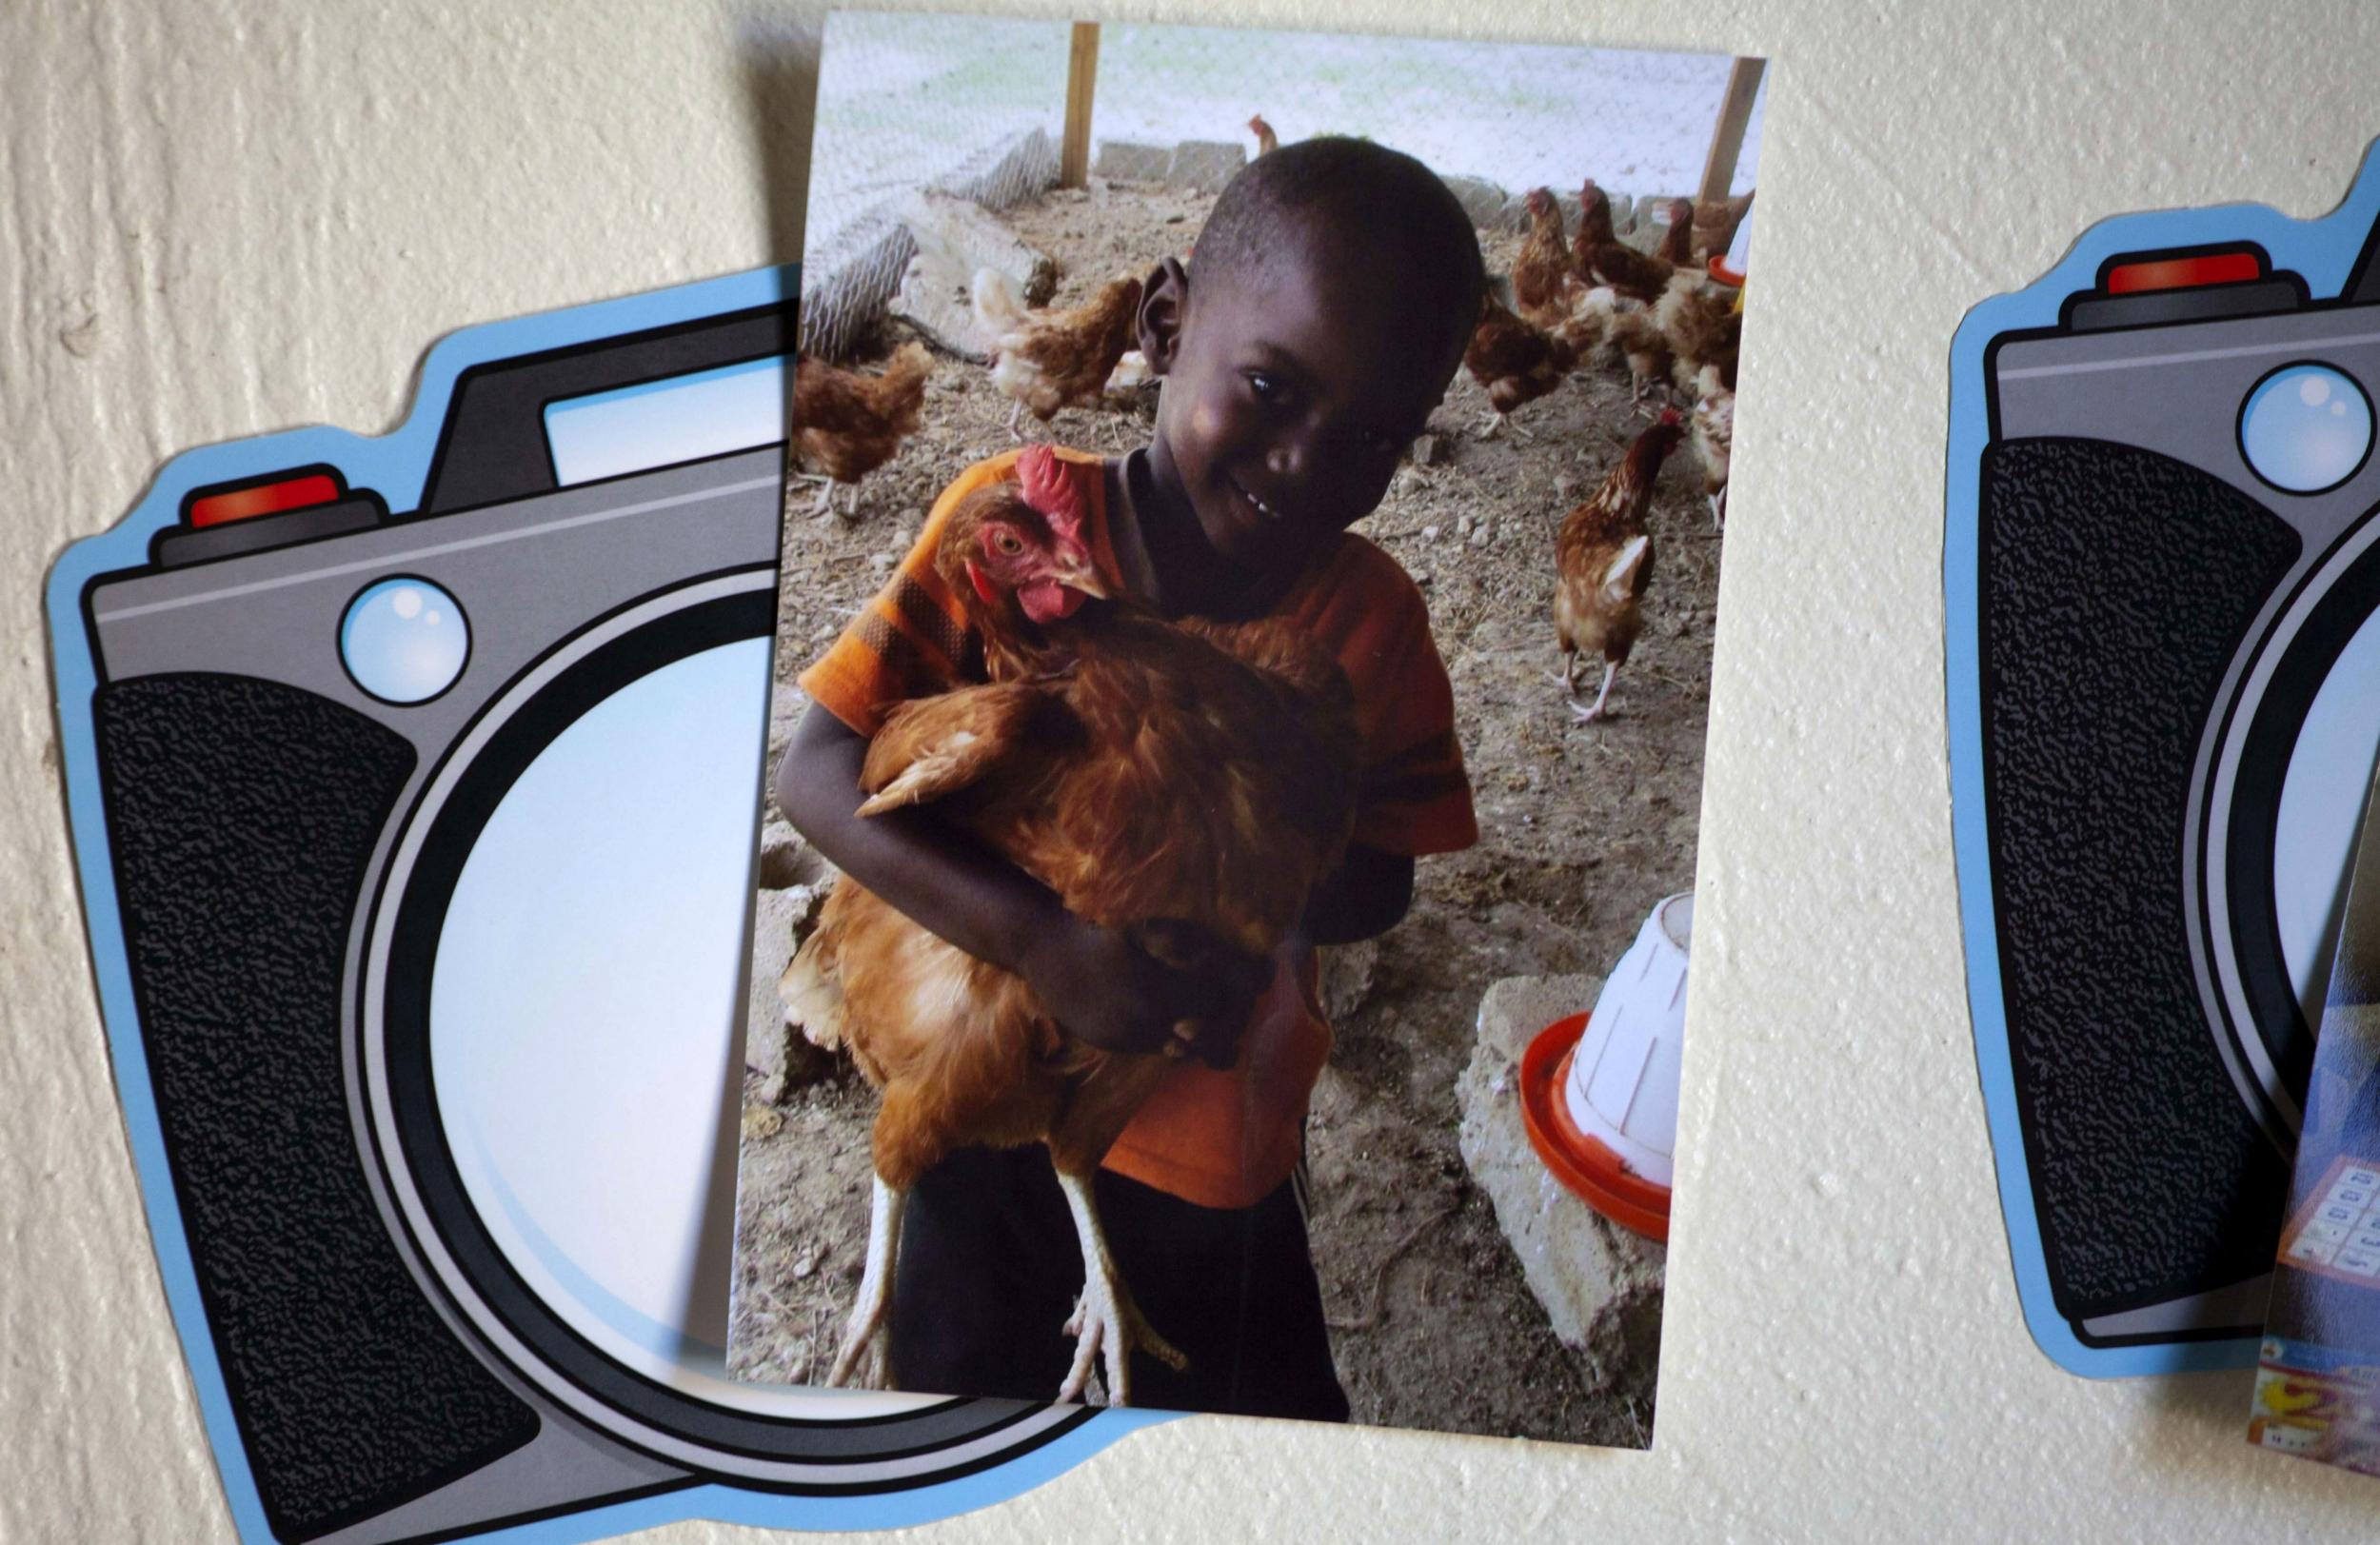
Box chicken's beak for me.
[1056,559,1110,602]
[1052,547,1104,602]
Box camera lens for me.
[2240,364,2373,494]
[341,577,469,703]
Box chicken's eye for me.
[991,529,1024,557]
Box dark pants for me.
[889,1144,1351,1421]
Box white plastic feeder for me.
[1564,891,1692,1189]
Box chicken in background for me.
[1552,281,1626,360]
[1247,113,1279,156]
[1512,188,1583,331]
[1653,271,1741,395]
[1574,176,1620,251]
[973,268,1145,437]
[791,449,1361,1405]
[1103,348,1157,396]
[1555,408,1685,722]
[1656,197,1697,267]
[1692,364,1734,531]
[1576,178,1676,305]
[1464,290,1577,441]
[792,343,933,519]
[1704,188,1755,265]
[1604,303,1675,410]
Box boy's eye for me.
[1246,371,1283,403]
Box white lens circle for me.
[341,577,469,703]
[430,641,763,1391]
[2241,364,2373,495]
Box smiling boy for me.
[778,138,1483,1418]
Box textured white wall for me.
[10,0,2380,1538]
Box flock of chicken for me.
[786,264,1148,517]
[1476,179,1750,722]
[788,154,1747,726]
[1469,180,1745,525]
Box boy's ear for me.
[1137,257,1188,374]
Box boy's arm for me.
[778,703,1267,1056]
[1299,842,1414,946]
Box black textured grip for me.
[1979,438,2300,1321]
[95,674,536,1541]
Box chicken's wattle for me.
[1020,582,1088,624]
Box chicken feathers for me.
[1556,410,1685,722]
[973,268,1145,436]
[793,343,932,518]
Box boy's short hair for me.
[1191,136,1486,357]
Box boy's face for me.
[1140,217,1468,576]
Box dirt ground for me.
[728,183,1717,1450]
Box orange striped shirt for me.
[798,446,1476,1207]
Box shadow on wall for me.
[737,10,823,267]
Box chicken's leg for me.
[1054,1170,1185,1406]
[1571,660,1619,723]
[1005,400,1024,440]
[1476,407,1537,444]
[1548,649,1581,696]
[794,473,837,515]
[828,1174,907,1389]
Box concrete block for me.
[1458,973,1666,1400]
[745,881,833,1100]
[1095,139,1173,183]
[1166,139,1247,193]
[1441,173,1512,228]
[885,192,1058,361]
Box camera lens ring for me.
[2205,503,2380,1134]
[359,572,1091,1487]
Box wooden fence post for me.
[1695,57,1765,248]
[1061,22,1101,188]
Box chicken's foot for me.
[794,473,838,515]
[827,1174,907,1389]
[1475,410,1537,444]
[1570,661,1619,723]
[1005,400,1024,440]
[1708,488,1727,533]
[1055,1170,1185,1406]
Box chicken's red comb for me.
[1656,406,1684,427]
[1015,444,1088,545]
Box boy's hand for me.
[1022,914,1270,1062]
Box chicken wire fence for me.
[799,12,1765,358]
[1093,25,1762,201]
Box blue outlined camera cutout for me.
[1949,147,2380,1378]
[46,264,1172,1545]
